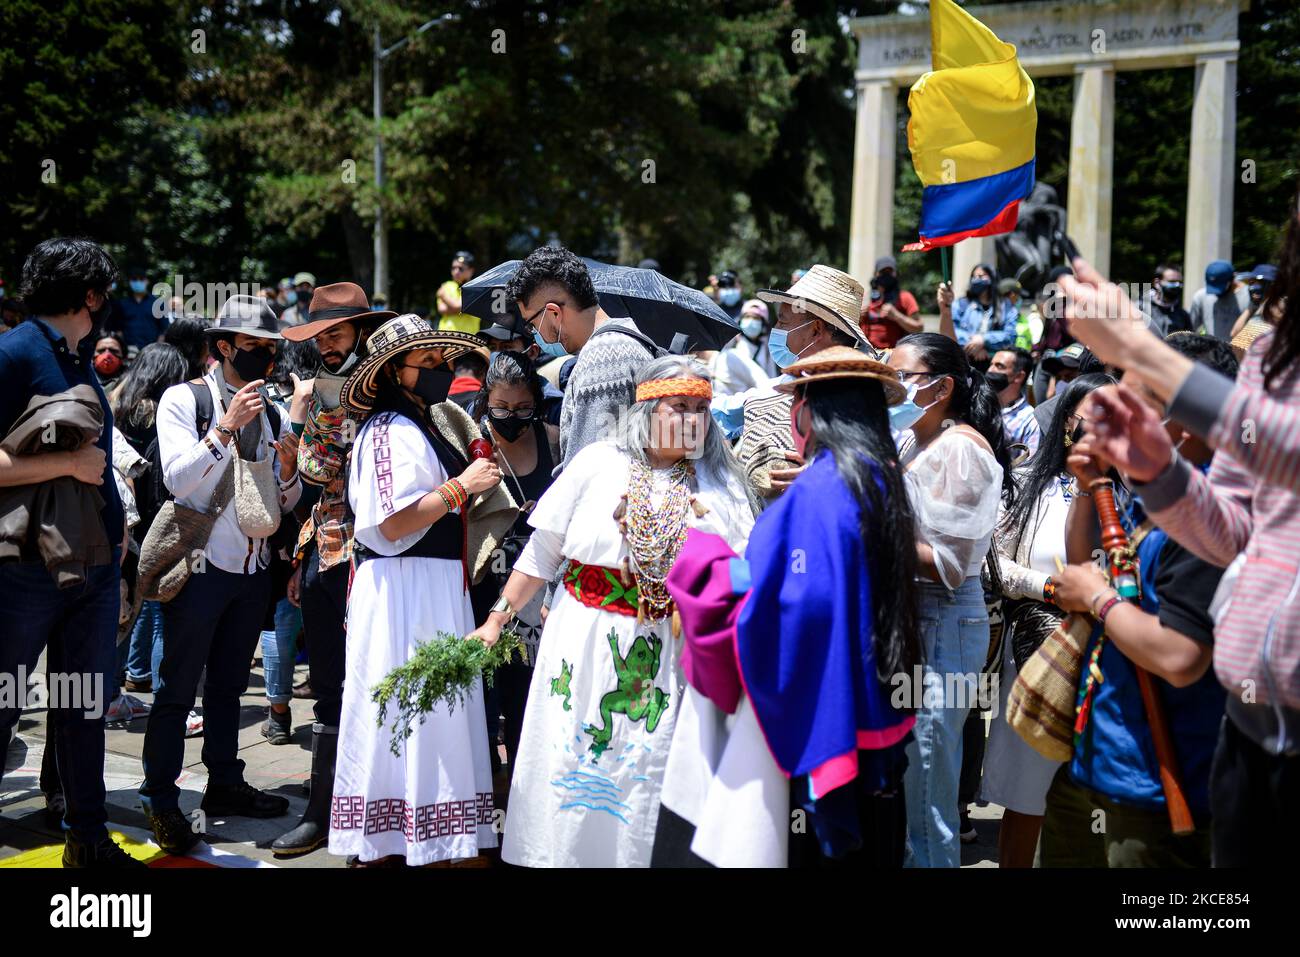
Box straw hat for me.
[756,264,869,346]
[775,345,906,405]
[1230,317,1274,355]
[340,314,485,416]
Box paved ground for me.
[2,652,1003,868]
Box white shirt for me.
[156,374,302,574]
[902,429,1004,589]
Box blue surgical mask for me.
[532,327,568,359]
[285,290,297,305]
[768,320,815,369]
[718,288,741,307]
[739,316,764,340]
[887,380,941,432]
[129,279,148,295]
[968,278,992,298]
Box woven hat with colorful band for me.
[340,314,486,416]
[635,377,713,403]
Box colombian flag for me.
[902,0,1036,252]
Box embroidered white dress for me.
[501,441,753,868]
[328,411,497,865]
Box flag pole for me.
[939,245,951,285]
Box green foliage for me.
[372,628,525,757]
[0,0,1296,305]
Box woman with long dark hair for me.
[330,315,506,867]
[655,347,919,867]
[944,263,1019,367]
[1058,183,1300,867]
[468,350,560,784]
[112,343,189,695]
[985,372,1113,867]
[886,331,1011,867]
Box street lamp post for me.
[371,12,458,300]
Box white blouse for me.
[996,468,1073,601]
[514,441,753,580]
[349,411,455,557]
[902,429,1004,589]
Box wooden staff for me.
[1091,477,1196,836]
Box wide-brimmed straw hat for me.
[340,314,485,416]
[756,264,869,346]
[281,282,397,342]
[776,345,907,405]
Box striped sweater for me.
[1138,332,1300,744]
[557,317,655,471]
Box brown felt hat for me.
[281,282,397,341]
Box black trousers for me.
[1210,713,1300,867]
[299,543,349,729]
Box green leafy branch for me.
[371,628,525,757]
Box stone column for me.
[1066,63,1116,276]
[952,237,998,299]
[848,79,897,286]
[1184,53,1237,310]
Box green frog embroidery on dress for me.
[583,629,669,758]
[550,659,573,711]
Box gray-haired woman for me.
[468,356,756,867]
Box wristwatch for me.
[490,594,516,620]
[213,424,235,438]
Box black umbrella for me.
[461,258,738,352]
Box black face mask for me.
[985,371,1011,392]
[489,412,531,443]
[229,344,275,382]
[410,366,453,405]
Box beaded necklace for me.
[615,458,698,622]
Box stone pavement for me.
[2,652,1003,868]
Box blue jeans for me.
[140,565,270,812]
[125,600,164,685]
[0,558,120,843]
[903,576,990,868]
[260,597,302,706]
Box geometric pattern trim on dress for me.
[331,792,495,841]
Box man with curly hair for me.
[507,245,657,471]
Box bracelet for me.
[448,478,468,504]
[1096,596,1123,627]
[1087,588,1111,615]
[213,424,235,438]
[1043,578,1058,605]
[433,486,457,513]
[490,594,516,619]
[1075,489,1092,498]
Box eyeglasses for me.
[522,301,559,329]
[487,405,536,421]
[894,369,933,382]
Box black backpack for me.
[135,381,281,536]
[586,322,687,359]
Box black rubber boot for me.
[272,723,337,858]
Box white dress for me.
[328,411,497,865]
[982,469,1071,815]
[501,441,753,868]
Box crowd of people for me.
[0,191,1296,869]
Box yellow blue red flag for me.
[902,0,1037,252]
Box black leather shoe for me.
[145,808,202,856]
[201,781,290,819]
[63,833,149,869]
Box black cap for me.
[718,270,738,286]
[453,250,475,266]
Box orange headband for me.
[635,377,713,403]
